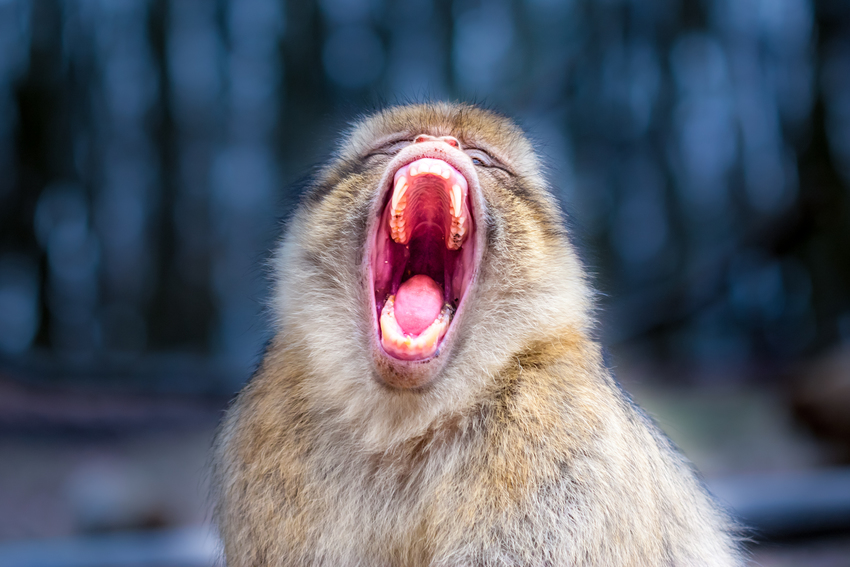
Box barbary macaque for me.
[212,103,743,566]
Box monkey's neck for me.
[263,326,601,455]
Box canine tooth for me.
[451,184,462,216]
[392,179,408,210]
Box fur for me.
[212,103,743,566]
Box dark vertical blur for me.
[1,1,850,559]
[0,0,847,394]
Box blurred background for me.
[0,0,849,565]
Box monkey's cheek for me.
[379,295,452,361]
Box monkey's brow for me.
[363,131,516,175]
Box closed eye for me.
[464,148,513,175]
[366,137,412,158]
[465,149,493,166]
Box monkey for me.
[211,103,744,566]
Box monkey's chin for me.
[366,142,484,389]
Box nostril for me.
[413,134,461,150]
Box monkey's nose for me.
[413,134,461,150]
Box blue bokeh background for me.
[1,0,849,564]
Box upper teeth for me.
[392,176,408,210]
[451,184,462,217]
[409,159,453,179]
[389,159,469,249]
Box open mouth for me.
[370,157,477,361]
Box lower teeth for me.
[380,296,453,358]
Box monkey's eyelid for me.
[364,135,414,157]
[464,148,514,175]
[464,148,494,165]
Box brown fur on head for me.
[270,102,591,450]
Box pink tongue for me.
[394,275,443,336]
